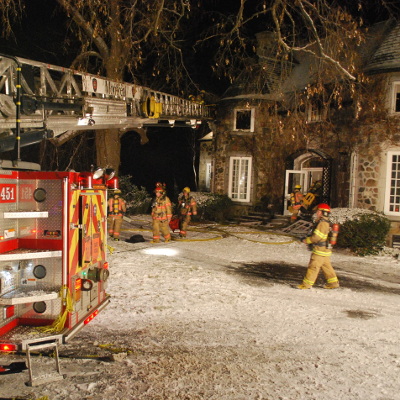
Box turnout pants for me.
[179,214,191,237]
[152,219,171,242]
[302,253,339,288]
[108,215,123,239]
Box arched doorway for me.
[283,149,332,215]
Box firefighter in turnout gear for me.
[297,203,340,289]
[178,187,197,238]
[107,189,127,241]
[151,183,172,243]
[289,185,304,223]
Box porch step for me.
[263,215,291,229]
[233,212,282,226]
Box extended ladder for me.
[0,54,213,152]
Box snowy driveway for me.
[2,216,400,399]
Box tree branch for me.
[55,0,110,60]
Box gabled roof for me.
[364,19,400,74]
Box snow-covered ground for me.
[1,215,400,400]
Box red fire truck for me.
[0,167,115,384]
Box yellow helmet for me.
[183,187,190,193]
[294,185,301,190]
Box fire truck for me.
[0,53,212,385]
[0,167,118,385]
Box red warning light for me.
[84,309,99,325]
[0,343,17,352]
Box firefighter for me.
[297,203,340,289]
[289,184,304,223]
[301,180,323,213]
[151,182,172,243]
[107,189,126,241]
[178,187,197,238]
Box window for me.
[228,157,252,202]
[385,151,400,215]
[306,102,323,123]
[391,82,400,113]
[234,108,255,132]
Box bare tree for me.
[54,0,196,172]
[0,0,398,171]
[194,0,398,83]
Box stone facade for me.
[199,21,400,244]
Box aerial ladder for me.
[0,54,213,165]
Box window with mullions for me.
[228,157,252,202]
[307,103,323,122]
[385,151,400,214]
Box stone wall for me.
[356,153,381,210]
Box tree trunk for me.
[95,129,121,173]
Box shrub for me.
[118,175,152,215]
[334,211,391,256]
[194,192,234,222]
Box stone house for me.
[201,20,400,245]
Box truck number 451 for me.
[0,185,15,201]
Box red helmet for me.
[317,203,331,213]
[154,182,166,193]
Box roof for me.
[221,32,292,102]
[221,20,400,102]
[364,20,400,74]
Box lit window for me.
[385,151,400,214]
[228,157,252,202]
[234,108,255,132]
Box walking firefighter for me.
[289,184,304,223]
[297,203,340,290]
[178,187,197,238]
[151,182,172,243]
[107,189,127,241]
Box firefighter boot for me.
[151,239,160,243]
[297,284,311,289]
[323,277,339,289]
[323,283,339,289]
